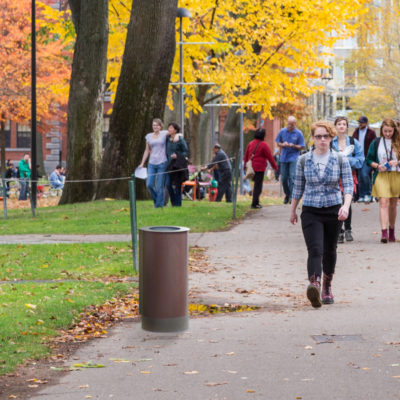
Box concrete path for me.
[15,201,400,399]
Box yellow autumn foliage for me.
[51,0,369,118]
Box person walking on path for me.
[366,118,400,243]
[275,116,305,204]
[352,116,377,203]
[208,144,232,202]
[139,119,169,208]
[290,121,353,308]
[332,116,364,243]
[244,128,278,209]
[18,153,31,201]
[165,122,188,207]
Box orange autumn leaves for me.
[0,0,70,126]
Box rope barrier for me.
[2,157,236,185]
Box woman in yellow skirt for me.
[366,118,400,242]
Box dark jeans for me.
[301,205,341,279]
[358,162,372,198]
[165,173,182,206]
[252,171,264,206]
[280,161,297,198]
[19,178,28,200]
[216,169,232,202]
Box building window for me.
[103,117,110,149]
[2,120,11,148]
[17,124,31,148]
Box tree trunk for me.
[220,107,241,157]
[187,85,209,165]
[60,0,108,204]
[96,0,178,200]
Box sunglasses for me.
[314,134,330,140]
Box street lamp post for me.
[177,8,191,136]
[31,0,37,208]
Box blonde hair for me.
[152,118,163,129]
[311,120,337,139]
[381,118,400,157]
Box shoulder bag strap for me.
[251,141,262,160]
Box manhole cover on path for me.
[311,334,364,344]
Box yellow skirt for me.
[372,171,400,198]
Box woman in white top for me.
[366,118,400,242]
[139,119,169,208]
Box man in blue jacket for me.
[275,116,305,204]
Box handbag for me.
[244,141,261,180]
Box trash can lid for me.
[140,226,190,233]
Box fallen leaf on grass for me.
[53,294,139,344]
[25,303,37,309]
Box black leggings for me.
[252,171,264,206]
[301,205,341,279]
[340,204,352,232]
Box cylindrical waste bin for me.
[139,226,189,332]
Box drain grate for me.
[311,334,363,344]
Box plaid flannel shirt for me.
[292,150,353,208]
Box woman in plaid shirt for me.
[290,121,353,308]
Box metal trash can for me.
[139,226,189,332]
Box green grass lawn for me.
[0,199,258,235]
[0,242,134,281]
[0,281,134,374]
[0,242,135,374]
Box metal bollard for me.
[139,226,189,332]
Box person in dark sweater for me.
[352,116,377,203]
[165,122,188,206]
[208,144,232,202]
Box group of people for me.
[139,119,189,208]
[287,117,400,309]
[139,118,237,207]
[4,154,66,200]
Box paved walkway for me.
[9,201,400,399]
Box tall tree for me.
[59,0,108,204]
[168,0,369,162]
[347,1,400,122]
[0,0,70,177]
[96,0,178,199]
